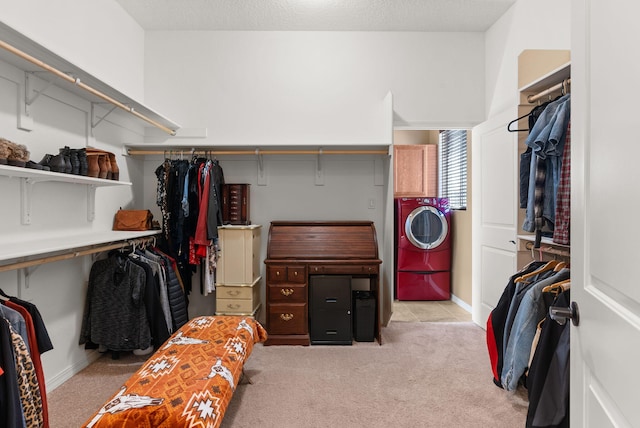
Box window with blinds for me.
[439,130,468,210]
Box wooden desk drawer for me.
[267,265,307,283]
[268,303,307,335]
[268,283,307,303]
[309,265,379,275]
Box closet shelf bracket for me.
[315,148,324,186]
[25,71,58,107]
[19,177,98,224]
[256,149,266,186]
[19,265,40,294]
[91,102,119,131]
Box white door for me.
[571,1,640,425]
[471,109,518,326]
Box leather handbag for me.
[113,209,154,231]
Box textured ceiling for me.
[114,0,516,32]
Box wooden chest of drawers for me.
[215,224,262,318]
[265,264,308,342]
[215,276,262,316]
[216,225,261,285]
[222,183,250,225]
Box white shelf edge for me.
[0,164,132,186]
[518,61,571,93]
[0,21,180,133]
[0,230,161,263]
[517,234,570,249]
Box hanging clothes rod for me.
[0,236,157,273]
[524,241,571,259]
[527,78,571,104]
[0,39,177,136]
[126,148,390,156]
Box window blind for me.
[439,130,467,210]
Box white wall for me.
[143,31,486,145]
[1,0,146,101]
[0,3,148,390]
[485,0,571,118]
[472,0,571,324]
[140,30,486,322]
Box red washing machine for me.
[395,197,452,300]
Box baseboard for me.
[450,294,472,314]
[46,349,102,392]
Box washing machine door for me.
[405,206,448,250]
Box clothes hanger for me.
[507,112,533,133]
[514,260,559,283]
[542,279,570,294]
[553,261,567,272]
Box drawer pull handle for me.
[294,271,298,276]
[227,290,241,297]
[227,304,241,310]
[280,288,294,297]
[280,313,294,321]
[276,271,280,276]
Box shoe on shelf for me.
[25,160,45,170]
[86,153,100,178]
[0,138,10,165]
[38,153,66,173]
[86,147,119,180]
[58,146,72,174]
[5,140,30,168]
[73,148,88,176]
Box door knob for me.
[549,301,580,326]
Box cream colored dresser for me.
[215,224,262,317]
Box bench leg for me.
[240,368,253,385]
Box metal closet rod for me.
[127,148,389,156]
[527,78,571,104]
[0,235,158,273]
[0,39,177,136]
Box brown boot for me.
[97,154,109,179]
[86,148,119,180]
[86,153,100,178]
[107,152,119,181]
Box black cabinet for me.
[309,275,352,345]
[353,291,376,342]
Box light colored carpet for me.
[48,321,528,427]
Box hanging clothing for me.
[486,261,546,387]
[0,293,53,428]
[129,256,171,349]
[154,155,225,304]
[0,316,25,428]
[9,321,43,428]
[522,94,571,235]
[553,121,571,245]
[501,268,570,391]
[4,301,50,428]
[80,253,151,352]
[527,290,571,428]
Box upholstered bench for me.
[83,315,267,428]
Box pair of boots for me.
[40,146,88,174]
[37,147,119,180]
[0,138,30,167]
[86,148,119,180]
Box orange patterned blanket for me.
[83,316,267,428]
